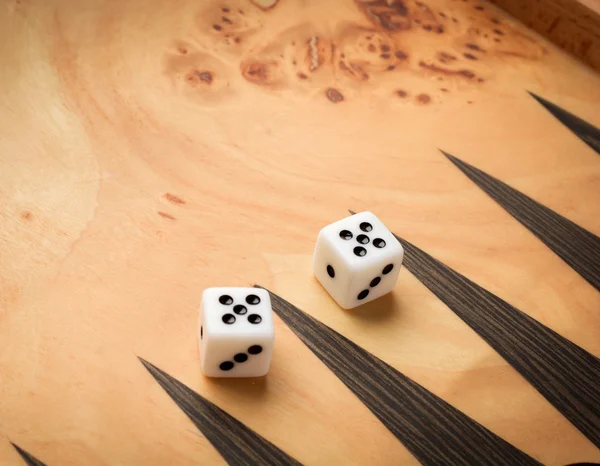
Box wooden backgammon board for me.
[1,0,599,464]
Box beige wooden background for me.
[1,0,600,464]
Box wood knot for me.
[326,88,344,103]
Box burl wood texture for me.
[1,0,599,465]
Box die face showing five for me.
[199,287,274,377]
[313,212,404,309]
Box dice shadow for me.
[205,374,269,400]
[347,292,399,323]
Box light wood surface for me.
[1,0,600,464]
[580,0,600,13]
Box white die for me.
[198,287,274,377]
[312,211,404,309]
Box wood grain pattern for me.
[259,286,542,466]
[140,358,302,466]
[529,92,600,154]
[1,0,600,464]
[393,233,600,448]
[443,152,600,291]
[11,444,46,466]
[490,0,600,70]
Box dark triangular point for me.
[139,358,301,466]
[443,151,600,292]
[529,92,600,154]
[257,285,542,466]
[392,233,600,448]
[11,443,46,466]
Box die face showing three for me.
[313,212,404,309]
[199,287,274,377]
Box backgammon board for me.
[1,0,599,464]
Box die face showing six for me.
[199,287,274,377]
[313,212,404,309]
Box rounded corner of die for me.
[201,287,217,301]
[200,368,218,378]
[315,225,329,242]
[338,302,356,311]
[253,286,270,299]
[395,240,405,257]
[254,367,271,378]
[353,210,374,221]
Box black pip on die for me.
[198,287,274,377]
[313,211,404,309]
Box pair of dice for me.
[198,212,404,377]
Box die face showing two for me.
[313,211,404,309]
[199,287,274,377]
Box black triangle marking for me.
[11,443,46,466]
[529,92,600,154]
[393,234,600,449]
[139,358,302,466]
[443,151,600,292]
[256,286,542,466]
